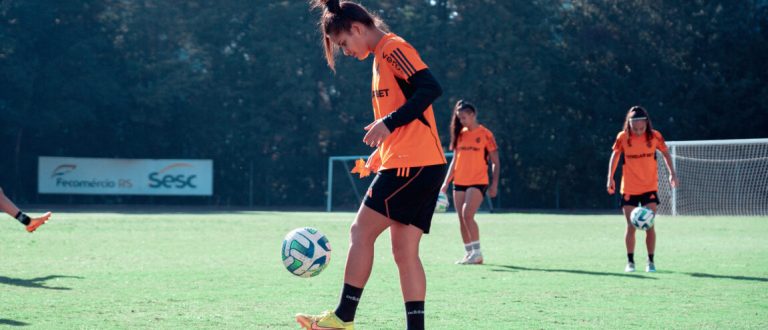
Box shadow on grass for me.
[681,272,768,282]
[0,319,29,326]
[0,275,84,290]
[486,264,657,280]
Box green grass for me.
[1,211,767,329]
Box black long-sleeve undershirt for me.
[382,69,443,132]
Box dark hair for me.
[449,100,477,151]
[623,105,654,147]
[310,0,385,71]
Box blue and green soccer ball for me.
[630,206,655,230]
[282,227,331,278]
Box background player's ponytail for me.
[310,0,386,71]
[450,100,477,151]
[623,105,654,147]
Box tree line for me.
[1,0,766,209]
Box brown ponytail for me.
[449,100,477,151]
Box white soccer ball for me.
[435,192,449,213]
[282,227,331,278]
[630,206,655,231]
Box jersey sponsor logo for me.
[371,89,390,98]
[383,48,417,76]
[625,152,655,159]
[458,146,482,151]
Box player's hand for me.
[606,179,615,195]
[363,119,391,148]
[366,149,382,173]
[669,174,678,189]
[440,184,449,194]
[488,185,498,198]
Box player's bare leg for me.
[623,206,637,272]
[452,190,472,263]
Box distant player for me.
[607,106,678,272]
[298,1,446,329]
[440,100,500,265]
[1,186,52,232]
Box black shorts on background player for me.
[453,184,488,196]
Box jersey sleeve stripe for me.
[392,48,417,76]
[389,52,413,76]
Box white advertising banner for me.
[38,157,213,196]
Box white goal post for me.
[656,138,768,216]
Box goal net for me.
[656,138,768,216]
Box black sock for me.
[648,254,654,263]
[334,283,363,322]
[627,253,635,264]
[14,211,30,226]
[405,301,425,330]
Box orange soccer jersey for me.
[372,33,446,169]
[612,130,668,195]
[453,125,498,186]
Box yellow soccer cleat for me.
[295,310,354,330]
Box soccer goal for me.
[326,152,494,212]
[656,138,768,216]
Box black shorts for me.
[621,191,660,207]
[363,164,447,234]
[454,184,488,196]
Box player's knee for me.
[391,244,418,265]
[461,210,475,222]
[349,222,365,245]
[349,222,374,247]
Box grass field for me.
[1,211,767,329]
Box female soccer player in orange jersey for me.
[298,1,446,329]
[0,186,51,232]
[607,106,678,273]
[440,100,500,265]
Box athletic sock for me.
[405,301,425,330]
[464,243,473,254]
[14,211,31,226]
[648,254,654,263]
[471,241,482,256]
[334,283,363,322]
[627,253,635,264]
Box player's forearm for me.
[382,69,442,131]
[663,153,677,177]
[441,159,456,187]
[491,161,500,187]
[607,152,619,179]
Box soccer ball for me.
[435,192,449,213]
[282,227,331,278]
[630,206,655,230]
